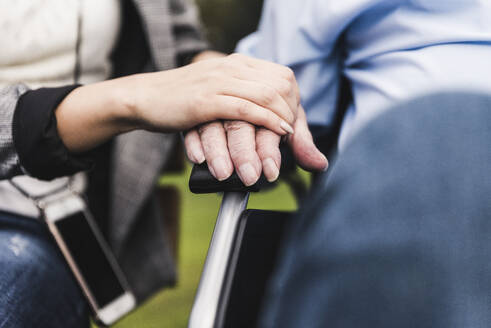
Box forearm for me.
[56,50,224,153]
[55,76,139,153]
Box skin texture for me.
[55,53,299,152]
[185,106,328,185]
[184,53,328,186]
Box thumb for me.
[288,106,328,172]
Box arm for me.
[56,54,298,152]
[2,54,300,181]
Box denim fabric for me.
[260,92,491,327]
[0,212,89,328]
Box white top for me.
[0,0,121,217]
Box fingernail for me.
[187,151,197,163]
[188,144,205,164]
[187,145,205,164]
[238,163,259,186]
[211,157,230,181]
[208,163,217,179]
[322,155,329,171]
[262,158,279,182]
[280,121,294,134]
[195,151,205,164]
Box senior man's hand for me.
[184,50,327,185]
[184,105,328,186]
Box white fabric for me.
[0,0,121,87]
[0,0,121,217]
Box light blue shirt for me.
[237,0,491,149]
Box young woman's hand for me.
[55,54,300,152]
[129,53,299,133]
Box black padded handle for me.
[189,163,271,194]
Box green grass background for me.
[104,163,301,328]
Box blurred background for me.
[105,1,305,327]
[195,0,264,54]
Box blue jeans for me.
[0,212,89,328]
[260,92,491,327]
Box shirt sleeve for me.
[236,0,361,131]
[12,85,97,181]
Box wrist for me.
[54,78,144,153]
[108,76,144,132]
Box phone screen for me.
[55,211,125,307]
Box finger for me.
[222,62,299,120]
[288,106,328,171]
[229,53,295,83]
[184,129,205,164]
[229,68,298,122]
[198,121,234,180]
[212,95,294,136]
[228,53,301,109]
[256,128,281,182]
[224,121,262,186]
[220,78,294,124]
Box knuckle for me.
[236,100,252,117]
[283,66,295,82]
[225,54,242,67]
[219,59,233,71]
[223,120,247,133]
[213,58,234,75]
[260,87,276,106]
[257,142,281,164]
[276,80,291,98]
[206,68,223,82]
[197,124,209,135]
[197,121,217,135]
[228,138,254,160]
[214,65,226,75]
[228,53,243,61]
[256,130,279,148]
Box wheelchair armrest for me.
[188,143,303,194]
[189,162,270,194]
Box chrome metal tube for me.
[188,192,249,328]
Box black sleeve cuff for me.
[13,85,96,180]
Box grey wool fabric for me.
[0,84,28,178]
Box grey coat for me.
[0,0,208,303]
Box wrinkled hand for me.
[184,105,328,186]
